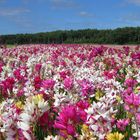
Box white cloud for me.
[0,0,6,2]
[50,0,78,9]
[79,11,94,17]
[0,8,30,16]
[126,0,140,6]
[0,8,32,31]
[13,16,33,28]
[120,13,140,22]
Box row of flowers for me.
[0,44,140,140]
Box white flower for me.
[38,100,49,112]
[23,131,32,140]
[86,107,93,114]
[17,122,30,131]
[19,113,31,122]
[45,135,60,140]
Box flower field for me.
[0,44,140,140]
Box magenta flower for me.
[17,89,24,97]
[42,79,55,90]
[124,93,140,112]
[63,77,73,90]
[129,137,134,140]
[54,105,80,138]
[76,100,89,110]
[80,80,93,97]
[89,47,103,59]
[35,63,42,72]
[59,70,70,79]
[123,46,130,55]
[0,77,15,97]
[123,87,133,96]
[124,78,137,88]
[13,68,25,81]
[136,113,140,124]
[103,70,116,79]
[117,119,129,131]
[125,93,140,106]
[5,77,15,91]
[76,100,89,122]
[131,52,140,60]
[60,60,67,67]
[38,111,54,131]
[0,62,3,73]
[34,76,42,90]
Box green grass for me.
[7,44,15,48]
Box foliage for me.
[1,27,140,45]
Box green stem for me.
[134,115,139,138]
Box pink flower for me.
[80,80,93,97]
[136,113,140,124]
[124,78,137,88]
[35,63,42,72]
[129,137,134,140]
[17,89,24,97]
[34,76,42,90]
[54,105,80,138]
[59,70,70,79]
[103,70,116,79]
[124,93,140,106]
[38,111,54,131]
[117,119,129,131]
[66,124,76,135]
[0,77,15,97]
[13,69,22,80]
[76,100,89,122]
[89,47,103,59]
[0,62,3,73]
[123,46,130,55]
[42,79,55,90]
[76,100,89,110]
[6,77,15,91]
[124,93,140,112]
[131,52,140,60]
[123,87,133,96]
[63,77,73,90]
[60,60,67,67]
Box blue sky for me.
[0,0,140,34]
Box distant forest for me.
[1,27,140,45]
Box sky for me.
[0,0,140,35]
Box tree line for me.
[0,27,140,45]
